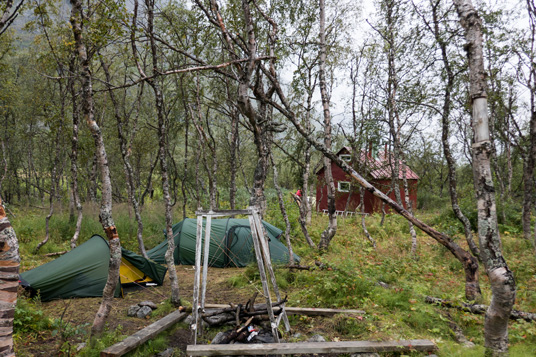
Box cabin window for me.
[338,181,350,192]
[340,154,351,162]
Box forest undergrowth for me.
[9,198,536,356]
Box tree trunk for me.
[100,57,148,258]
[70,0,122,337]
[182,107,189,219]
[143,0,181,306]
[522,0,536,242]
[191,78,218,210]
[428,0,480,259]
[318,0,337,251]
[0,200,19,357]
[270,152,295,264]
[229,107,239,210]
[360,187,376,248]
[383,0,417,258]
[298,72,315,247]
[69,71,83,249]
[453,1,516,355]
[36,96,65,252]
[299,143,315,248]
[88,153,98,202]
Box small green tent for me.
[147,218,300,268]
[20,235,167,302]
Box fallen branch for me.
[44,251,68,257]
[205,304,365,317]
[425,296,536,322]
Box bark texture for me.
[69,0,122,337]
[429,0,479,259]
[100,58,147,258]
[0,201,19,357]
[144,0,181,306]
[270,152,295,264]
[318,0,337,251]
[69,58,83,249]
[522,0,536,242]
[384,0,417,258]
[453,1,516,355]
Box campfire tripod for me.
[191,207,291,345]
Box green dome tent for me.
[147,218,300,267]
[20,235,167,302]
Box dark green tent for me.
[20,235,167,302]
[147,218,300,268]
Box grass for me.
[9,199,536,356]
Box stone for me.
[136,305,153,318]
[155,348,174,357]
[127,305,140,317]
[350,353,380,357]
[249,330,276,344]
[139,301,158,310]
[307,334,326,343]
[211,331,228,344]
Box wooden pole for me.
[192,215,204,344]
[248,212,280,342]
[251,208,290,332]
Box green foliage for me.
[50,318,90,355]
[123,335,170,357]
[78,326,126,357]
[15,296,89,355]
[14,296,52,336]
[151,298,180,319]
[291,265,374,308]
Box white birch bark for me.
[453,1,516,354]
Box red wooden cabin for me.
[316,147,419,214]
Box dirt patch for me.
[16,266,255,356]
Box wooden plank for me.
[186,339,437,356]
[204,304,365,317]
[101,310,187,357]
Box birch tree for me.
[142,0,181,306]
[69,0,123,336]
[317,0,337,251]
[0,8,22,354]
[453,0,516,354]
[413,0,480,259]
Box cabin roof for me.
[317,146,419,180]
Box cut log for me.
[187,339,437,356]
[204,304,365,317]
[100,309,187,357]
[425,296,536,322]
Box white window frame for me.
[340,154,351,162]
[337,181,351,192]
